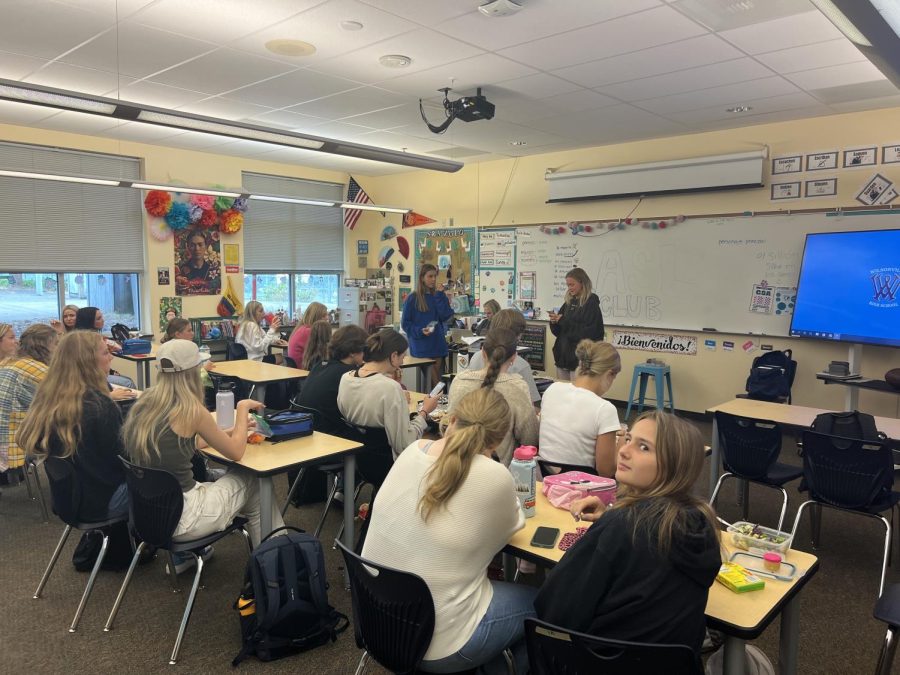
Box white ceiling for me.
[0,0,898,176]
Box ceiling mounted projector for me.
[419,87,496,134]
[478,0,523,18]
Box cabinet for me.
[339,284,393,332]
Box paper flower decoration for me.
[165,201,191,230]
[396,235,410,260]
[148,219,173,241]
[188,203,203,224]
[232,196,249,212]
[189,194,215,210]
[144,190,172,217]
[219,209,243,234]
[214,196,234,212]
[200,208,218,228]
[380,225,397,241]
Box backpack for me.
[110,323,131,343]
[232,526,348,665]
[811,410,886,444]
[745,349,794,401]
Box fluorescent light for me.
[131,182,242,198]
[0,169,119,186]
[249,193,335,207]
[809,0,873,45]
[340,202,410,214]
[0,82,118,114]
[136,111,325,150]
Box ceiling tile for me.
[543,89,619,112]
[669,0,815,31]
[147,48,297,96]
[596,58,775,102]
[493,73,582,99]
[482,92,573,124]
[785,61,888,91]
[354,129,457,154]
[685,105,834,132]
[0,50,50,81]
[497,5,707,71]
[303,119,378,139]
[810,79,900,105]
[0,1,114,60]
[288,86,410,119]
[633,76,798,114]
[0,99,60,125]
[355,0,472,26]
[755,38,866,75]
[829,93,900,114]
[663,91,824,125]
[24,61,121,95]
[103,120,186,142]
[112,78,210,109]
[719,10,842,55]
[338,102,440,130]
[248,108,328,130]
[526,104,686,144]
[434,0,661,51]
[52,0,155,19]
[178,97,276,121]
[223,69,362,109]
[377,54,536,97]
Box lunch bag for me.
[542,471,617,510]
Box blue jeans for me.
[421,581,537,675]
[107,483,129,519]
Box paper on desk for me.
[461,336,484,346]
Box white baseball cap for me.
[156,339,209,373]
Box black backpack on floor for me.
[232,526,348,665]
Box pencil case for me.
[542,471,617,509]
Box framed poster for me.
[843,147,877,168]
[771,156,802,174]
[805,151,838,171]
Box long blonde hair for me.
[575,340,620,378]
[237,300,264,342]
[615,410,719,555]
[17,332,110,460]
[62,304,79,332]
[302,319,332,370]
[564,267,592,306]
[418,388,511,521]
[122,367,205,466]
[489,308,525,337]
[415,264,438,313]
[300,302,327,327]
[481,328,517,389]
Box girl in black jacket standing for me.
[548,267,604,380]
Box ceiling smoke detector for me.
[478,0,523,18]
[379,54,412,68]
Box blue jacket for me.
[401,291,454,358]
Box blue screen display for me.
[790,229,900,348]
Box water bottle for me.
[215,382,235,429]
[198,344,211,361]
[509,445,538,518]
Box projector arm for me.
[419,98,455,134]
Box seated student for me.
[448,328,538,466]
[235,301,282,362]
[18,332,131,522]
[362,388,535,675]
[73,306,136,389]
[0,323,17,364]
[465,308,540,407]
[0,324,58,476]
[122,340,284,553]
[538,340,622,476]
[534,410,721,661]
[472,299,500,336]
[301,319,332,371]
[287,301,326,366]
[337,329,439,487]
[50,304,79,336]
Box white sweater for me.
[362,442,524,661]
[235,321,279,361]
[337,371,428,458]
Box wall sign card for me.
[805,151,838,171]
[843,147,877,168]
[882,144,900,164]
[611,330,697,356]
[357,240,369,255]
[771,156,802,174]
[856,173,894,206]
[750,283,773,314]
[804,178,837,198]
[875,185,898,205]
[771,181,801,200]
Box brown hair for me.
[575,340,620,378]
[418,388,511,521]
[615,410,719,556]
[481,328,517,389]
[328,324,368,361]
[564,267,592,306]
[161,318,191,343]
[300,302,327,327]
[482,299,501,316]
[364,328,408,363]
[17,324,58,364]
[302,320,332,370]
[62,304,79,332]
[489,308,526,337]
[415,263,438,313]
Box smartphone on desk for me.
[530,526,560,549]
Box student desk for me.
[401,356,436,392]
[113,347,157,390]
[706,398,900,497]
[504,485,819,675]
[202,431,363,542]
[213,360,308,402]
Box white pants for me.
[175,469,284,547]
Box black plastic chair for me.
[709,411,802,531]
[525,618,701,675]
[3,457,50,521]
[790,431,900,597]
[874,583,900,675]
[537,458,596,477]
[226,340,248,361]
[283,355,298,368]
[33,456,129,632]
[104,458,252,665]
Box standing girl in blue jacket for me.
[401,263,454,389]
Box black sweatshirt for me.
[549,292,605,370]
[534,499,721,656]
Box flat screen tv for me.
[789,228,900,348]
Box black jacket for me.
[549,293,604,370]
[294,360,355,435]
[534,499,720,656]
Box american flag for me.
[343,176,372,230]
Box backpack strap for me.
[255,546,287,632]
[297,539,331,618]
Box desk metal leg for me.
[709,417,721,498]
[342,454,356,588]
[502,552,516,583]
[134,362,146,390]
[259,476,274,537]
[416,366,425,393]
[723,636,746,675]
[249,384,266,403]
[779,595,800,675]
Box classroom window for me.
[294,273,339,316]
[243,273,291,315]
[242,272,340,319]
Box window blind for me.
[242,172,344,271]
[0,142,143,272]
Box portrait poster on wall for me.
[174,228,221,296]
[159,297,183,333]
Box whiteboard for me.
[514,213,899,335]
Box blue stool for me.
[624,363,674,420]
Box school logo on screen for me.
[870,267,900,308]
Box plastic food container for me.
[727,521,793,554]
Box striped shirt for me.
[0,357,48,471]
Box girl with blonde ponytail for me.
[446,327,538,465]
[363,388,536,674]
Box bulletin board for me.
[414,227,477,314]
[477,228,517,309]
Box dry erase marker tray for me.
[729,551,797,582]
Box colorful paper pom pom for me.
[642,221,650,228]
[144,190,172,217]
[190,194,215,210]
[219,209,243,234]
[148,219,172,241]
[557,226,566,234]
[200,208,218,228]
[675,214,686,223]
[584,224,593,233]
[651,222,658,230]
[165,201,191,230]
[624,217,633,225]
[188,203,203,224]
[214,196,234,212]
[232,196,249,213]
[617,222,625,230]
[659,221,667,229]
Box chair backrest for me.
[335,539,435,675]
[227,341,248,361]
[715,411,783,480]
[800,431,892,510]
[525,618,700,675]
[283,355,298,368]
[537,458,597,477]
[119,457,184,549]
[43,456,82,526]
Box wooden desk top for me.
[506,485,819,638]
[707,398,900,440]
[213,360,309,383]
[409,390,427,414]
[402,356,437,368]
[203,431,362,476]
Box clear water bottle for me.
[198,344,211,361]
[509,445,538,518]
[215,382,235,429]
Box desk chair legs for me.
[710,472,790,532]
[355,650,370,675]
[24,461,49,522]
[875,625,898,675]
[281,467,307,517]
[33,525,72,600]
[352,647,516,675]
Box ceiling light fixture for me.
[509,140,527,146]
[264,39,317,57]
[379,54,413,68]
[726,105,753,113]
[0,78,463,173]
[0,168,119,186]
[340,20,364,31]
[339,202,409,214]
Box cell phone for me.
[429,381,445,397]
[530,526,560,549]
